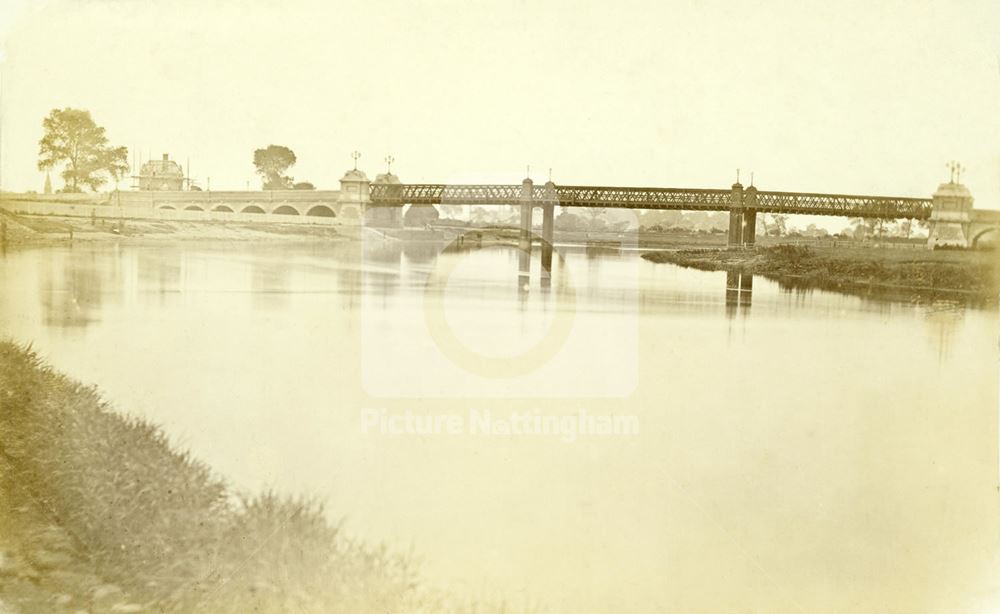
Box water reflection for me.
[922,300,965,361]
[250,258,291,311]
[401,241,438,264]
[725,269,753,318]
[1,240,997,613]
[136,250,181,304]
[39,250,107,329]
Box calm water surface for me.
[0,240,997,613]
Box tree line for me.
[36,108,314,192]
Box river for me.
[0,239,997,613]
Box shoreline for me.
[642,245,1000,305]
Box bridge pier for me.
[541,202,555,280]
[518,178,533,282]
[741,210,757,246]
[727,210,743,247]
[338,169,369,222]
[727,182,744,247]
[741,186,757,247]
[926,182,973,248]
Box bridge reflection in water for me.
[512,237,754,316]
[725,269,753,318]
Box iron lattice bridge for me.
[369,184,933,219]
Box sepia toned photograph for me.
[0,1,998,612]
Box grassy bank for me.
[0,342,507,613]
[642,245,1000,304]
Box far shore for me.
[642,245,1000,305]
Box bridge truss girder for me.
[368,184,932,220]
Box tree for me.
[582,207,608,230]
[769,214,788,236]
[38,108,128,192]
[292,181,315,190]
[404,205,440,227]
[470,207,488,225]
[439,205,464,219]
[253,145,297,190]
[850,217,875,239]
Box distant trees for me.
[38,108,129,192]
[768,214,788,236]
[404,205,440,227]
[582,207,608,230]
[470,208,488,225]
[438,205,464,219]
[253,145,300,190]
[292,181,315,190]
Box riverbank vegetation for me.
[642,245,999,303]
[0,342,514,613]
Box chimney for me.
[162,153,169,161]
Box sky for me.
[0,0,998,217]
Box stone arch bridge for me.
[120,190,358,220]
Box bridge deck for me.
[369,183,933,219]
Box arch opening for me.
[306,205,336,217]
[273,205,300,215]
[213,205,234,212]
[159,205,176,210]
[241,205,266,214]
[971,227,999,249]
[184,205,204,211]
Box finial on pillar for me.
[384,155,395,174]
[351,150,361,171]
[548,168,552,182]
[946,160,965,184]
[736,168,741,184]
[526,164,531,179]
[750,171,754,187]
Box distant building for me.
[138,154,184,191]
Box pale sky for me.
[1,0,998,212]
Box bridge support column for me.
[927,182,973,249]
[727,182,744,248]
[728,210,743,247]
[541,202,555,281]
[518,178,534,282]
[741,186,758,247]
[741,210,757,246]
[338,168,370,224]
